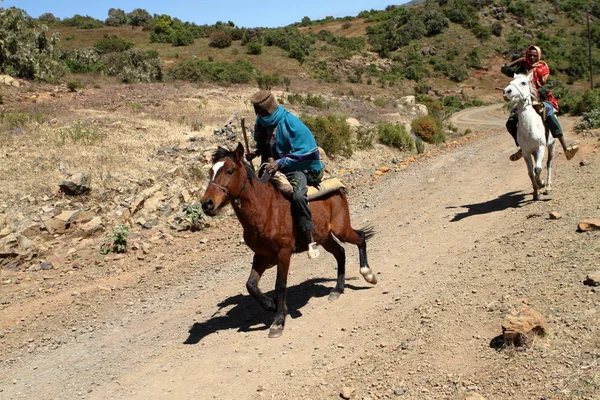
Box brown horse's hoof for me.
[268,324,283,338]
[328,290,342,301]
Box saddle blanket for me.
[270,172,346,200]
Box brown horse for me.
[200,143,377,338]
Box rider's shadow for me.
[183,277,366,344]
[447,191,531,222]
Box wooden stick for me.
[241,118,255,172]
[241,117,250,155]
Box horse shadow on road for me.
[184,277,369,344]
[447,190,541,222]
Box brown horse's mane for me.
[212,146,258,180]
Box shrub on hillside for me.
[94,34,134,54]
[60,48,103,73]
[377,121,414,151]
[411,115,445,144]
[38,13,60,25]
[209,31,232,48]
[246,41,262,54]
[575,109,600,132]
[301,114,354,158]
[171,28,195,46]
[105,8,127,27]
[103,50,163,83]
[256,74,280,90]
[61,14,104,29]
[167,59,255,84]
[0,7,64,81]
[241,28,263,45]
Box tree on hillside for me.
[127,8,151,29]
[38,12,60,24]
[0,6,64,80]
[106,8,127,26]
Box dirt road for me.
[1,105,599,399]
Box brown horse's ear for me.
[234,142,244,162]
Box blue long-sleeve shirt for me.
[254,105,323,173]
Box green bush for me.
[246,41,262,54]
[304,93,327,109]
[575,109,600,132]
[59,120,103,144]
[61,48,103,74]
[564,89,600,116]
[101,224,130,255]
[62,14,104,29]
[301,114,354,157]
[168,59,255,84]
[256,74,280,90]
[1,111,45,127]
[377,121,414,151]
[171,28,195,46]
[411,115,445,144]
[415,136,426,154]
[356,127,375,149]
[0,7,64,81]
[94,34,134,54]
[103,50,163,83]
[67,80,84,92]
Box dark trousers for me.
[286,170,317,232]
[506,104,564,147]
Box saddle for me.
[267,171,346,200]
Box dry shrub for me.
[411,115,445,144]
[209,31,232,49]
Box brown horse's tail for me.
[356,225,375,242]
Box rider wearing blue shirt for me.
[247,90,323,259]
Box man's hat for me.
[250,90,278,115]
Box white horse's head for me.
[503,72,537,104]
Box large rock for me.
[59,172,91,195]
[502,306,549,347]
[577,218,600,232]
[584,271,600,286]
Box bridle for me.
[507,78,537,108]
[208,158,248,198]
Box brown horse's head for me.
[201,143,248,216]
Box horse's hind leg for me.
[524,155,539,200]
[320,235,346,301]
[534,147,546,189]
[336,227,377,285]
[246,254,276,311]
[269,249,293,338]
[356,228,377,284]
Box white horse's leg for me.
[545,141,555,195]
[523,153,539,200]
[534,146,546,189]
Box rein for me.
[508,80,537,108]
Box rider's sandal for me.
[509,149,523,162]
[307,242,320,259]
[565,145,579,160]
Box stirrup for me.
[509,149,522,161]
[307,242,320,259]
[565,145,579,160]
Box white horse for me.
[503,72,555,200]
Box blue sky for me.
[3,1,408,28]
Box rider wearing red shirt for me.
[501,45,579,161]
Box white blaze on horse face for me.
[211,161,225,181]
